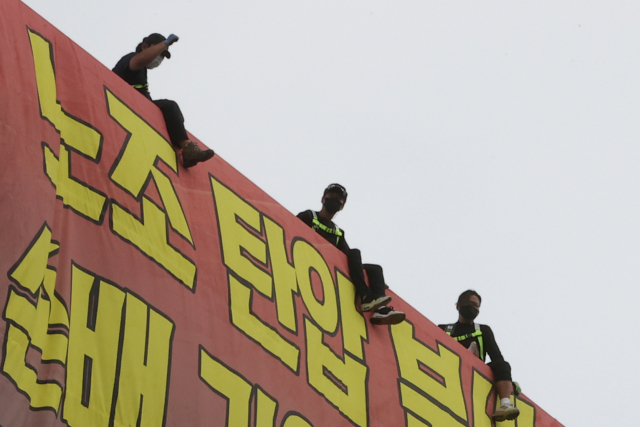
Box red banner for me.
[0,1,563,426]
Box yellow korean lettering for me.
[2,225,66,411]
[304,318,367,427]
[512,396,535,427]
[42,144,107,222]
[28,29,101,158]
[151,168,193,243]
[336,270,367,360]
[111,196,196,289]
[228,273,299,372]
[199,348,253,427]
[106,89,196,289]
[255,387,278,427]
[105,89,192,244]
[113,292,175,427]
[390,321,468,424]
[9,224,56,295]
[471,370,494,427]
[407,413,428,427]
[399,383,466,427]
[2,324,63,411]
[43,265,69,329]
[28,29,106,222]
[264,216,298,332]
[293,241,338,335]
[282,414,314,427]
[4,288,68,363]
[471,369,536,427]
[3,224,68,384]
[64,264,125,427]
[211,177,271,295]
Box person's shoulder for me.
[113,52,136,72]
[479,324,494,333]
[296,209,314,225]
[296,209,313,219]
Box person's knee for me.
[488,361,512,382]
[363,263,383,275]
[153,99,179,112]
[347,248,362,260]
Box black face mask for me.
[323,197,343,214]
[459,305,479,321]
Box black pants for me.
[346,249,388,300]
[488,361,512,382]
[153,99,188,147]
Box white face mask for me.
[147,55,164,69]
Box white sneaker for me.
[361,295,391,312]
[492,403,520,422]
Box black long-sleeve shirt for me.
[112,52,152,99]
[297,210,350,254]
[438,322,505,363]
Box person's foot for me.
[492,403,520,422]
[370,306,405,325]
[361,295,391,312]
[182,141,214,168]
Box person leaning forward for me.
[112,33,214,168]
[297,183,406,325]
[438,290,521,422]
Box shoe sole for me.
[492,411,520,422]
[370,312,406,325]
[361,295,392,312]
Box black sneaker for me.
[182,141,214,168]
[370,306,405,325]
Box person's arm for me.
[129,42,169,71]
[337,232,350,254]
[482,325,505,363]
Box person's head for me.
[135,33,171,68]
[456,289,481,323]
[321,183,348,215]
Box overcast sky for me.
[21,1,640,425]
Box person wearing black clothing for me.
[297,183,405,325]
[112,33,214,168]
[439,290,520,422]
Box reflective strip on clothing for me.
[311,211,343,245]
[445,323,485,362]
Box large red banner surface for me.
[0,1,563,426]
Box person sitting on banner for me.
[438,290,521,422]
[112,33,214,168]
[297,183,405,325]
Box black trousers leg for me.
[487,361,512,382]
[346,249,371,300]
[363,263,388,299]
[153,99,188,147]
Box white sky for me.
[20,1,640,425]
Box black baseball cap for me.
[323,183,348,200]
[143,33,171,58]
